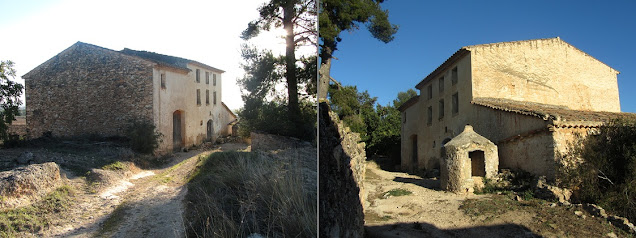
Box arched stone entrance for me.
[207,119,213,141]
[173,110,184,150]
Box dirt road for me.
[44,143,250,238]
[363,161,537,238]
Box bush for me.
[238,99,316,142]
[558,118,636,221]
[125,119,162,154]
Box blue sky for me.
[329,0,636,113]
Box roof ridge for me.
[463,37,561,49]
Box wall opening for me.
[207,119,213,141]
[173,110,184,150]
[411,135,418,166]
[469,150,486,177]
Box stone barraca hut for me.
[23,42,237,153]
[399,37,636,191]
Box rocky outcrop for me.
[533,176,572,203]
[0,162,63,209]
[319,102,366,238]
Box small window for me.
[439,99,444,119]
[403,111,406,123]
[213,91,217,105]
[213,74,217,86]
[160,73,166,89]
[451,67,458,85]
[452,93,459,114]
[196,89,201,105]
[196,69,200,83]
[439,77,444,92]
[427,106,432,125]
[205,72,209,84]
[427,85,433,100]
[206,90,210,105]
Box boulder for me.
[607,215,635,233]
[0,162,62,209]
[583,203,608,218]
[533,176,572,203]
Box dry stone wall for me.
[24,42,155,138]
[319,102,366,238]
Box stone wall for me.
[23,42,155,138]
[319,103,366,238]
[470,37,620,112]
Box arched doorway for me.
[207,119,213,141]
[173,110,184,150]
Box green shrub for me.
[238,99,316,142]
[558,118,636,221]
[125,119,162,154]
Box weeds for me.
[184,151,316,237]
[384,188,412,198]
[0,185,74,236]
[102,161,126,171]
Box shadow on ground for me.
[365,222,539,238]
[393,176,442,191]
[367,155,401,172]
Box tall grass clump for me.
[184,151,316,237]
[558,118,636,221]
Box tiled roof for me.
[472,97,636,127]
[120,48,224,73]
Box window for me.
[196,69,200,83]
[452,93,459,114]
[403,111,406,123]
[439,77,444,92]
[427,106,432,125]
[160,73,166,89]
[213,74,217,86]
[205,72,209,84]
[196,89,201,105]
[213,91,217,105]
[206,90,210,105]
[439,99,445,119]
[427,85,433,100]
[451,67,458,85]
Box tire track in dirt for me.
[44,143,249,238]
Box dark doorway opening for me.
[411,135,418,166]
[207,120,213,141]
[173,110,184,150]
[469,150,486,177]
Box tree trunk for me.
[283,0,301,135]
[318,46,332,101]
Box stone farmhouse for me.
[399,37,636,185]
[23,42,237,153]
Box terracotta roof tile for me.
[472,97,636,126]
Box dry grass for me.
[184,151,316,237]
[460,194,632,237]
[0,185,74,237]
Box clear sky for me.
[329,0,636,113]
[0,0,288,111]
